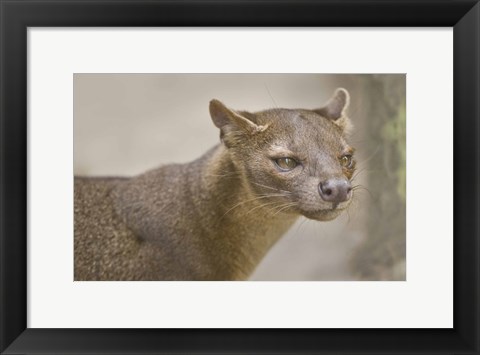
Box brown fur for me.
[74,88,356,280]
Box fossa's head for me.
[209,88,355,221]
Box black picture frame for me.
[1,1,479,354]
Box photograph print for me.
[74,74,406,281]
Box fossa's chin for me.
[301,209,344,221]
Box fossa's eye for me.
[340,154,353,168]
[275,157,298,171]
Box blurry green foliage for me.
[382,101,406,202]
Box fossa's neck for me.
[195,145,298,278]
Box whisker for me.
[352,185,375,201]
[244,200,286,216]
[221,193,288,219]
[204,171,240,179]
[264,83,279,108]
[356,145,381,166]
[250,181,292,194]
[271,202,298,217]
[350,167,371,182]
[345,206,352,225]
[293,217,309,238]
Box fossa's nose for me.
[319,178,352,203]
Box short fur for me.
[74,88,356,280]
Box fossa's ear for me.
[209,99,268,135]
[314,88,352,133]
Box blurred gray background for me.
[74,74,406,281]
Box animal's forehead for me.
[259,108,331,130]
[260,109,348,151]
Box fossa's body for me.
[74,88,356,280]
